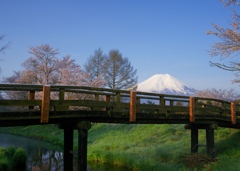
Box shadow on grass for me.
[215,129,240,155]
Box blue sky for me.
[0,0,239,91]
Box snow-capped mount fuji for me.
[136,74,196,96]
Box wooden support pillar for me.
[191,127,198,154]
[186,124,216,158]
[75,122,91,171]
[206,129,215,158]
[78,129,88,171]
[64,128,73,171]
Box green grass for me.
[1,124,240,170]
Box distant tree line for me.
[194,88,239,101]
[1,44,137,90]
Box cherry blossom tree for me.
[208,0,240,82]
[19,44,60,84]
[194,88,238,101]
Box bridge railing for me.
[0,84,42,110]
[189,97,238,124]
[0,84,239,125]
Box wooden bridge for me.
[0,84,240,171]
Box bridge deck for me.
[0,84,239,128]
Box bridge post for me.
[189,97,195,123]
[28,90,35,109]
[75,121,92,171]
[41,85,50,123]
[104,95,110,111]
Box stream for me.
[0,133,131,171]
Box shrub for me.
[12,148,27,171]
[0,151,9,171]
[5,145,16,159]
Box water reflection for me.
[0,133,64,171]
[0,133,131,171]
[29,148,63,171]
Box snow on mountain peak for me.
[137,74,196,95]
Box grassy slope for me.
[0,124,240,171]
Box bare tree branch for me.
[0,35,11,54]
[221,0,240,6]
[207,23,240,58]
[209,61,240,71]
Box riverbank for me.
[1,124,240,170]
